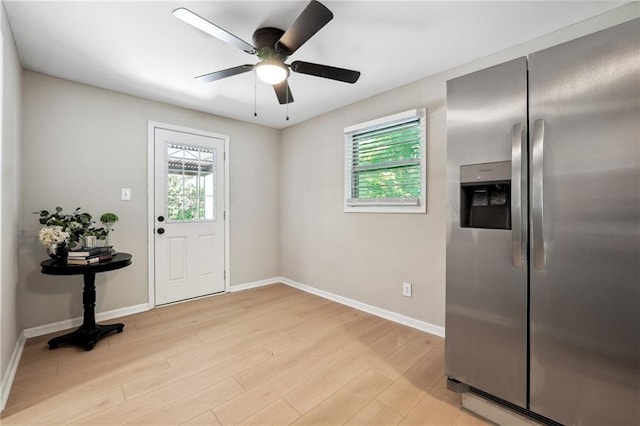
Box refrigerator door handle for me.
[532,119,545,271]
[511,122,525,268]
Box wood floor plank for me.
[181,410,221,425]
[15,327,113,369]
[109,311,231,348]
[1,285,479,426]
[1,385,125,425]
[212,314,392,424]
[233,310,376,390]
[292,369,392,425]
[282,322,417,414]
[376,341,445,415]
[453,409,496,425]
[54,333,203,380]
[10,361,57,387]
[236,398,301,425]
[401,393,462,425]
[401,377,463,425]
[282,352,370,414]
[430,374,463,405]
[125,377,244,425]
[122,347,272,400]
[165,328,288,369]
[212,337,366,424]
[4,354,170,416]
[345,399,403,425]
[73,352,267,425]
[369,332,442,380]
[234,334,334,389]
[264,307,364,356]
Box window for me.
[344,108,426,213]
[166,143,217,221]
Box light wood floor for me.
[1,284,491,425]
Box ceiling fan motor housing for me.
[253,27,288,61]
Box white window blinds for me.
[344,109,426,212]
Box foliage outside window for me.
[166,143,216,222]
[344,108,427,213]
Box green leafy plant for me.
[100,213,119,224]
[35,207,109,248]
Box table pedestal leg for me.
[48,272,124,351]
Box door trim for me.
[147,121,230,309]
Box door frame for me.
[147,120,230,309]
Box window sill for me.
[344,205,426,214]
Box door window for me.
[166,143,216,222]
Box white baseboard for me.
[230,277,280,293]
[22,303,150,339]
[1,332,26,412]
[279,277,445,337]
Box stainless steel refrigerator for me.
[445,18,639,425]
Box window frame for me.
[344,108,427,213]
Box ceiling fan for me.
[173,0,361,105]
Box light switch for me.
[121,188,131,201]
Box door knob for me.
[157,216,165,222]
[157,228,165,235]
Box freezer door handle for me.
[511,122,526,268]
[532,119,546,271]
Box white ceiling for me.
[4,1,625,129]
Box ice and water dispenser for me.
[460,161,511,230]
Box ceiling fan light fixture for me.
[255,60,289,85]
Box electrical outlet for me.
[403,282,412,297]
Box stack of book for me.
[67,247,113,265]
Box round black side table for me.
[40,253,132,351]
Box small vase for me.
[104,223,114,248]
[48,243,69,264]
[84,235,97,248]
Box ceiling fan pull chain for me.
[286,89,290,121]
[253,73,258,117]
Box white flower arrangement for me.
[38,225,70,247]
[35,207,119,250]
[35,207,96,249]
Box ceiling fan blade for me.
[290,61,360,83]
[173,8,256,55]
[276,0,333,55]
[195,65,254,83]
[273,81,294,104]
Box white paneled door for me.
[154,128,225,305]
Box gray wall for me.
[19,72,280,329]
[1,2,22,399]
[279,4,639,330]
